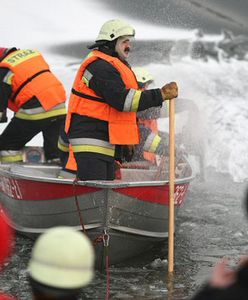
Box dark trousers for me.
[58,125,70,167]
[0,116,65,160]
[74,154,115,181]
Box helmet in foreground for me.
[28,226,95,289]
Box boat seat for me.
[120,168,167,181]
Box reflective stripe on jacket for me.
[143,132,161,154]
[15,103,66,120]
[58,135,69,153]
[0,150,23,163]
[69,138,115,157]
[64,137,116,172]
[65,50,140,145]
[0,49,66,111]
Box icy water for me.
[1,169,247,299]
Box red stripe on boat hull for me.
[115,183,189,205]
[0,176,101,201]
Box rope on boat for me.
[103,230,110,300]
[72,179,111,298]
[93,230,111,300]
[72,178,87,235]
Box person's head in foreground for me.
[88,19,135,61]
[28,227,95,300]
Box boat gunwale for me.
[0,164,194,188]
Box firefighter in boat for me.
[63,19,178,181]
[128,67,203,179]
[130,67,163,164]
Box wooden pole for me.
[168,98,175,273]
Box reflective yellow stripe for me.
[82,69,93,87]
[131,90,141,112]
[58,136,69,148]
[150,135,161,153]
[69,137,114,148]
[3,71,14,85]
[18,103,65,115]
[6,73,14,85]
[82,76,89,87]
[3,49,40,67]
[124,89,135,111]
[15,108,66,120]
[86,52,94,59]
[72,145,115,156]
[58,136,69,152]
[0,154,23,162]
[58,142,69,152]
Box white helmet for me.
[133,67,154,84]
[96,19,135,42]
[28,227,95,289]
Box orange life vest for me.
[139,119,158,163]
[65,50,140,145]
[65,145,77,171]
[0,49,66,111]
[138,119,158,133]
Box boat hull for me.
[0,163,193,268]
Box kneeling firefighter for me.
[0,47,66,163]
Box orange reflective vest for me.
[65,50,140,145]
[65,145,77,171]
[0,49,66,111]
[138,119,158,163]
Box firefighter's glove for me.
[161,82,178,101]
